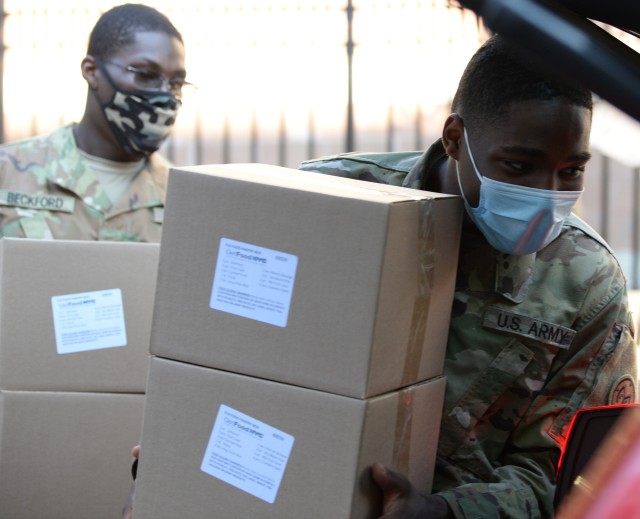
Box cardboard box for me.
[0,391,144,519]
[151,163,462,398]
[134,357,446,519]
[0,238,159,393]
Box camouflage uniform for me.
[0,124,170,242]
[300,140,638,518]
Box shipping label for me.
[201,404,295,504]
[51,288,127,354]
[210,237,298,327]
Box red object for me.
[555,404,640,519]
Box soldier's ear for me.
[81,55,99,91]
[442,114,464,160]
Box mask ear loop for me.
[463,127,484,182]
[455,126,483,207]
[455,161,472,207]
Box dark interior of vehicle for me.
[553,405,632,509]
[458,0,640,121]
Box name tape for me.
[0,189,75,213]
[483,306,575,349]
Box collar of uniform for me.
[494,249,536,303]
[50,124,113,213]
[402,140,445,190]
[106,154,169,217]
[457,235,535,303]
[53,124,169,218]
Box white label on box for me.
[51,289,127,354]
[201,404,295,504]
[210,237,298,327]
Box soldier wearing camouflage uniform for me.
[300,35,637,519]
[0,4,189,242]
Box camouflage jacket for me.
[300,142,638,519]
[0,124,170,242]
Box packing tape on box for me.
[402,200,435,386]
[392,387,415,473]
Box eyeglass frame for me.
[100,60,197,97]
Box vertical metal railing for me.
[344,0,355,153]
[222,116,231,165]
[307,110,316,161]
[0,0,5,145]
[278,109,287,167]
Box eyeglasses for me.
[103,61,197,96]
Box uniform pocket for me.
[438,339,535,458]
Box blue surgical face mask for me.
[456,127,583,255]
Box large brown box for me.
[151,163,462,398]
[0,391,144,519]
[0,238,159,393]
[0,238,158,517]
[134,357,446,519]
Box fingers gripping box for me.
[151,163,462,398]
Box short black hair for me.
[451,34,593,129]
[87,3,183,60]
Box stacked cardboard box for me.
[0,238,158,519]
[134,163,463,518]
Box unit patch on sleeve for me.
[483,306,575,349]
[608,375,636,405]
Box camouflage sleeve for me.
[436,274,637,518]
[298,151,422,186]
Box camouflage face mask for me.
[95,60,182,156]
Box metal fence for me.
[1,0,640,287]
[1,1,487,163]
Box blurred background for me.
[2,0,640,292]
